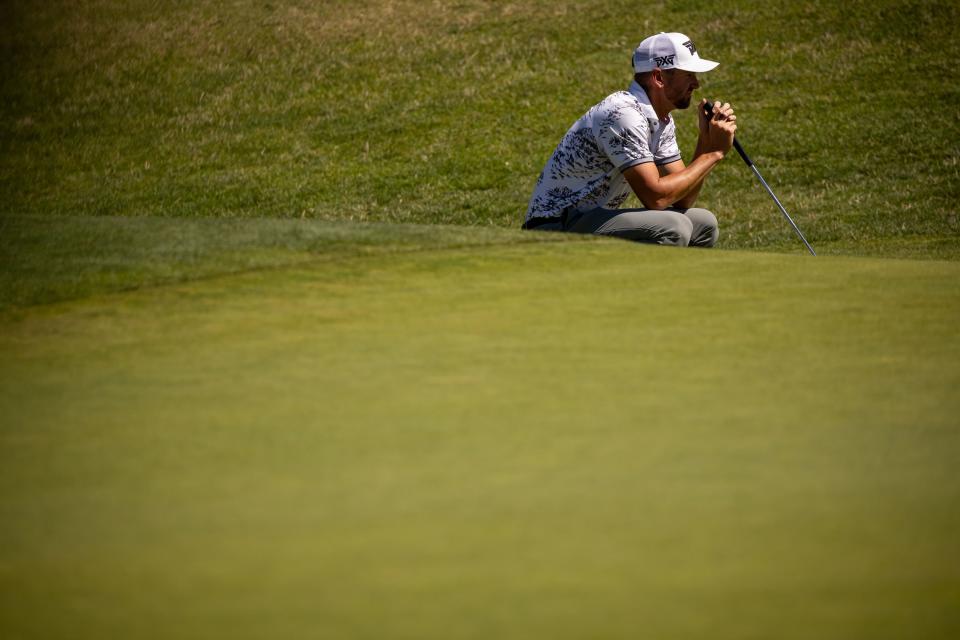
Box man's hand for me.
[699,99,737,156]
[624,101,738,210]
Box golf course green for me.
[2,218,959,638]
[2,0,959,637]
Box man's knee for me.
[601,210,693,245]
[583,208,701,246]
[684,208,719,248]
[660,214,693,246]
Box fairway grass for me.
[2,238,958,638]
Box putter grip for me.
[702,101,752,167]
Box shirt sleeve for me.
[654,117,682,165]
[593,103,655,172]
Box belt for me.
[521,215,564,230]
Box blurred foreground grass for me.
[2,240,959,638]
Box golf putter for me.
[703,101,816,256]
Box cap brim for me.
[676,58,719,72]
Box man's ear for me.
[650,68,666,88]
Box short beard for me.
[672,94,692,110]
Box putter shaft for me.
[748,164,817,256]
[705,103,816,256]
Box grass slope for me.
[1,0,958,257]
[2,239,959,638]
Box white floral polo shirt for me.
[525,81,682,223]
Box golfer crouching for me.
[523,32,737,247]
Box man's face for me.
[663,69,700,110]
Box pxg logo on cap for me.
[633,32,719,73]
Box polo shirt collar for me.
[628,80,669,124]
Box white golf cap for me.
[632,32,719,73]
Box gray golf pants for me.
[563,207,719,247]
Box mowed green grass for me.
[2,221,959,638]
[0,214,583,310]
